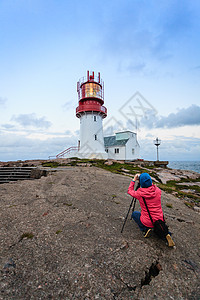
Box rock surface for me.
[0,165,199,299]
[156,167,199,184]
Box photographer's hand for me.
[133,174,140,181]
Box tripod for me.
[121,180,139,233]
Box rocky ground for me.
[0,162,200,299]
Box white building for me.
[104,131,140,160]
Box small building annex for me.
[104,131,140,161]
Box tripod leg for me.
[130,198,137,220]
[121,179,139,233]
[121,198,134,233]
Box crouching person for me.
[128,173,175,247]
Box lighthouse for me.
[55,70,140,160]
[76,71,108,159]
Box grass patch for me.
[159,183,199,198]
[95,160,145,176]
[178,184,200,193]
[157,183,176,193]
[42,161,61,168]
[63,202,72,206]
[158,181,199,206]
[160,178,200,191]
[166,203,173,208]
[68,161,78,166]
[177,190,199,201]
[184,201,195,208]
[148,172,162,183]
[56,230,62,234]
[94,160,164,186]
[20,232,34,240]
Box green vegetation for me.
[166,179,200,193]
[158,183,176,193]
[166,203,173,208]
[184,201,194,208]
[42,161,60,168]
[94,160,199,206]
[69,160,78,166]
[56,230,62,234]
[177,190,199,201]
[42,158,158,174]
[95,160,144,174]
[63,202,72,206]
[93,160,163,184]
[43,158,200,206]
[114,201,121,204]
[20,232,34,240]
[158,178,200,203]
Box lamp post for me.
[154,137,161,161]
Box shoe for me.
[143,228,152,238]
[166,234,175,247]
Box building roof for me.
[115,130,136,134]
[104,136,129,147]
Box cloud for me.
[139,136,200,161]
[0,132,78,161]
[1,124,15,130]
[99,0,197,73]
[0,122,199,162]
[11,113,52,129]
[62,101,74,111]
[125,62,146,74]
[141,105,200,129]
[151,2,193,55]
[192,65,200,71]
[0,97,7,107]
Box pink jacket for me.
[127,181,164,228]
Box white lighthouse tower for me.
[76,71,108,159]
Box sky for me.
[0,0,200,162]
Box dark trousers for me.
[131,211,150,232]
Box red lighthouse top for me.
[76,71,107,118]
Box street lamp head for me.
[154,137,161,146]
[154,137,161,161]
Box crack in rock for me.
[141,261,162,287]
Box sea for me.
[168,161,200,174]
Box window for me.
[105,148,108,153]
[94,134,97,140]
[94,116,97,122]
[132,148,135,154]
[115,148,119,154]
